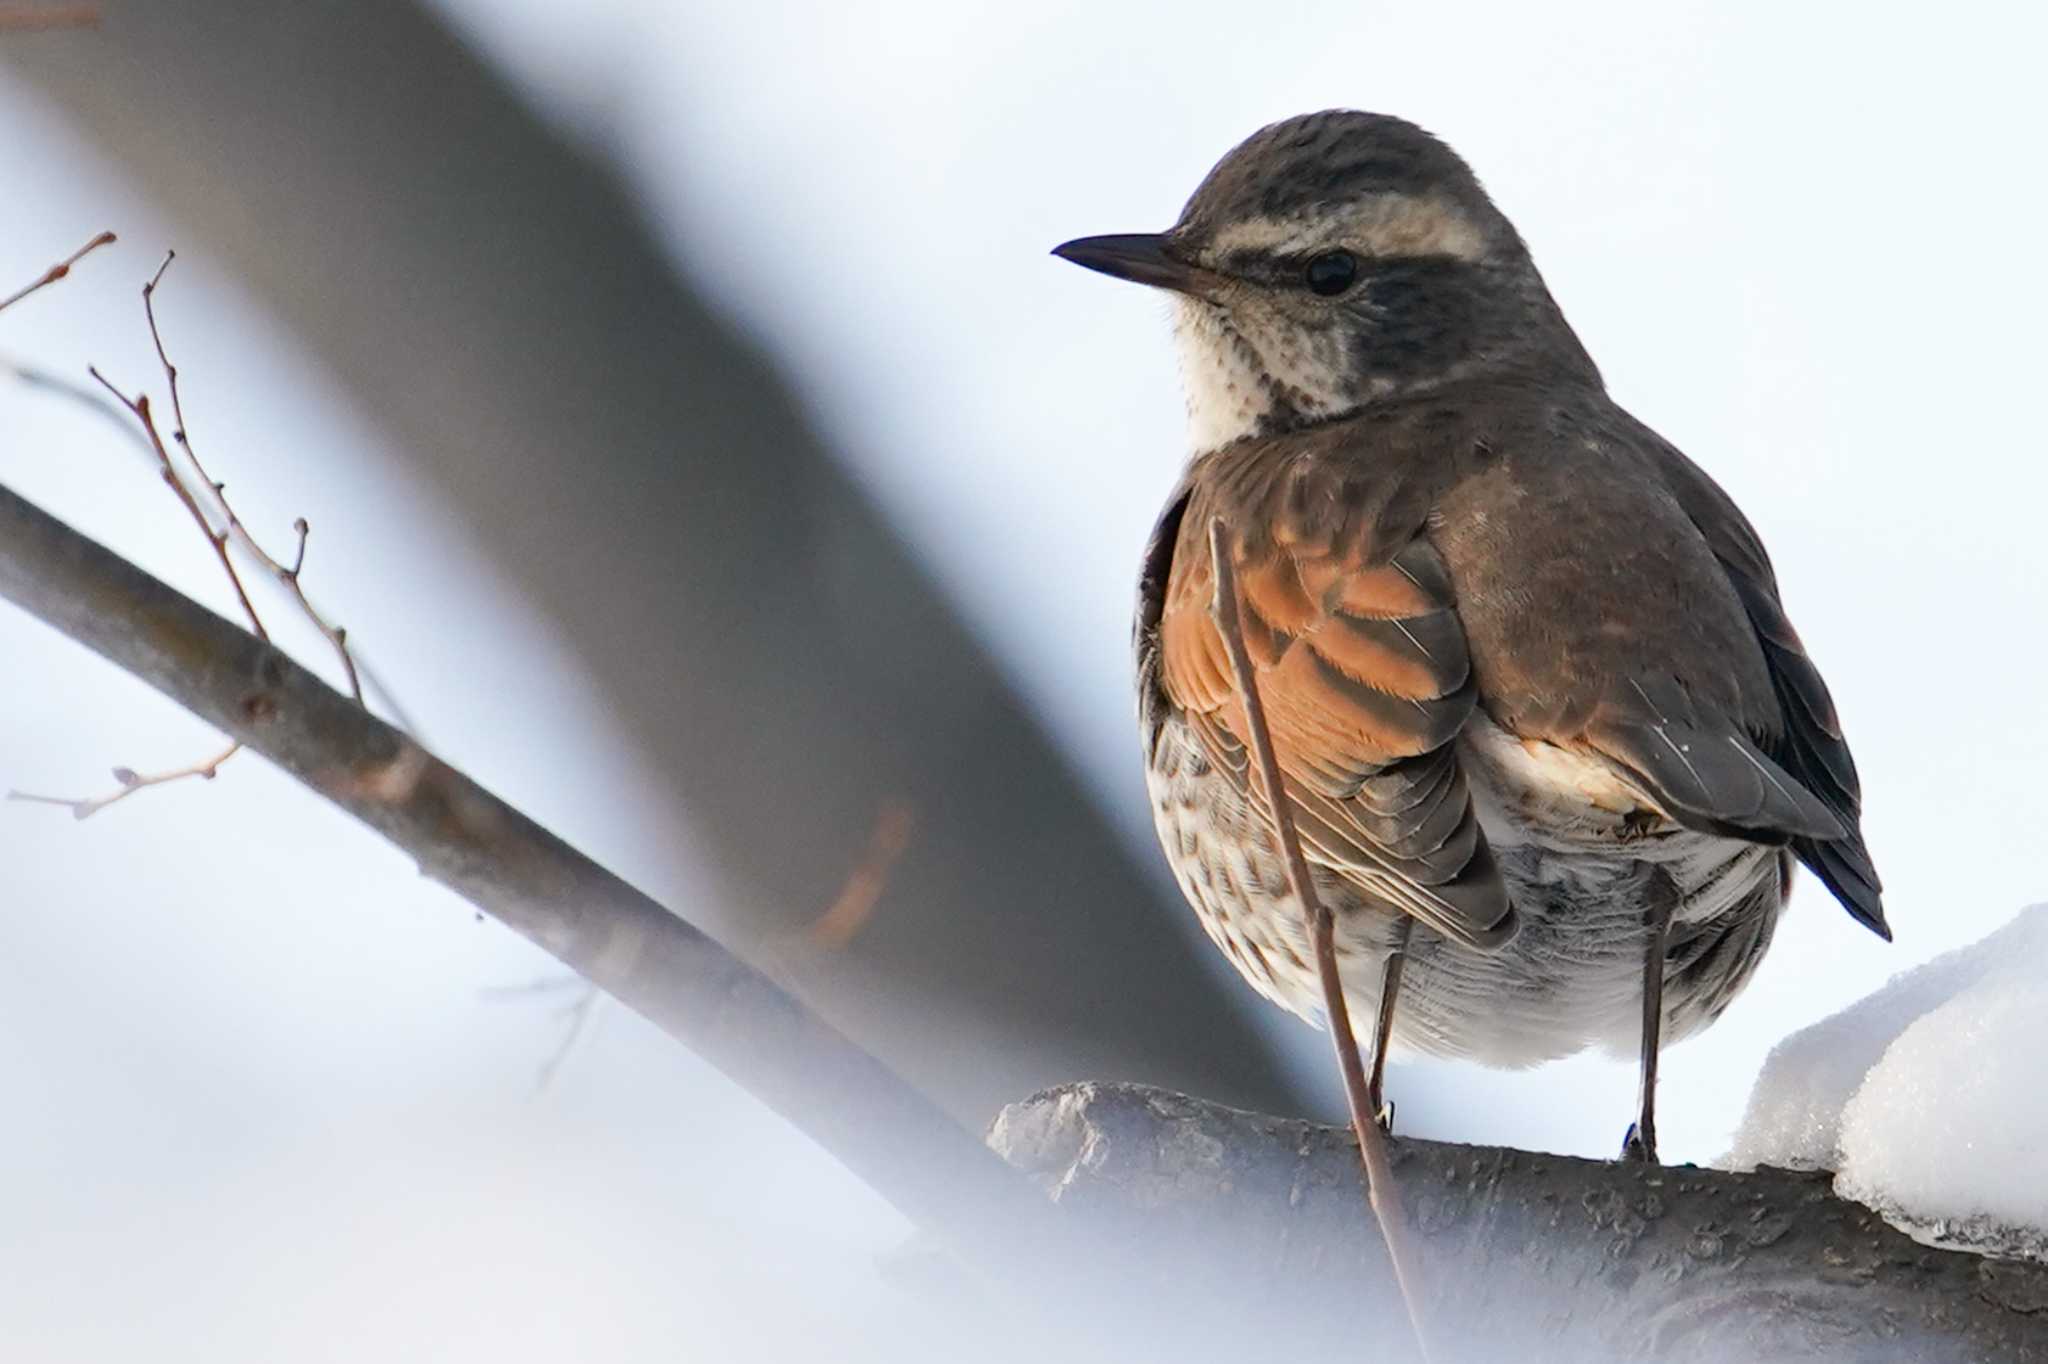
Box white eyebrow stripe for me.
[1207,216,1322,256]
[1205,193,1487,262]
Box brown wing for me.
[1156,469,1515,951]
[1581,671,1847,844]
[1634,435,1889,939]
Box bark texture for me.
[990,1082,2048,1363]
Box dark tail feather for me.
[1796,834,1889,940]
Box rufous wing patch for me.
[1151,449,1513,950]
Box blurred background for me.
[1,1,2042,1358]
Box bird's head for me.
[1056,110,1599,452]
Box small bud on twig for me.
[0,231,113,314]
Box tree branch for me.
[991,1082,2048,1363]
[11,471,2044,1360]
[0,477,1054,1271]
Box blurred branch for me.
[535,982,603,1092]
[2,356,154,454]
[0,477,1058,1269]
[808,798,915,948]
[0,4,99,31]
[993,1083,2048,1364]
[0,0,1305,1122]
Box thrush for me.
[1055,111,1887,1162]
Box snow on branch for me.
[1732,905,2048,1264]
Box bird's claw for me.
[1621,1121,1659,1165]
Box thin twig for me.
[0,3,100,30]
[479,974,592,1002]
[536,984,604,1091]
[4,239,255,814]
[11,344,403,729]
[481,973,608,1092]
[1206,516,1434,1362]
[87,364,267,637]
[141,253,366,703]
[351,648,424,738]
[8,740,243,819]
[0,230,114,315]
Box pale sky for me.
[3,2,2043,1357]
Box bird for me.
[1053,110,1887,1163]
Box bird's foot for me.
[1374,1098,1396,1135]
[1621,1121,1659,1165]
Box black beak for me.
[1052,233,1215,297]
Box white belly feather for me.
[1146,710,1785,1069]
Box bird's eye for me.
[1305,251,1359,296]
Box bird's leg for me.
[1622,875,1679,1164]
[1367,915,1413,1133]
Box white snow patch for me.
[1726,904,2048,1261]
[1836,979,2048,1260]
